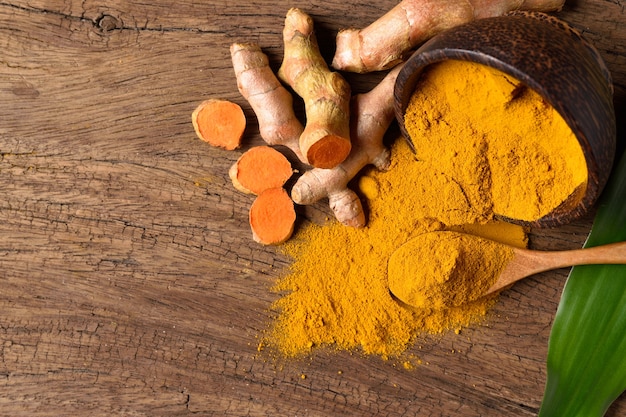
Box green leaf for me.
[539,148,626,417]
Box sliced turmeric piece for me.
[191,99,246,150]
[229,146,294,195]
[249,187,296,245]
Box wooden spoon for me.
[387,231,626,309]
[485,239,626,295]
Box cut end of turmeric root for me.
[191,99,246,150]
[249,187,296,245]
[304,134,352,169]
[229,146,294,195]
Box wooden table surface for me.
[1,1,625,415]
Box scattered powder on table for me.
[261,140,526,360]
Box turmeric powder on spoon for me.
[388,231,515,310]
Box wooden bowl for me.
[393,11,616,228]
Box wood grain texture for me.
[1,0,625,415]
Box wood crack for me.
[0,2,245,34]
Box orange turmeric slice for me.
[229,146,294,195]
[191,99,246,150]
[249,187,296,245]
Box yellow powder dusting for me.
[265,140,526,360]
[388,231,515,310]
[404,59,587,222]
[262,60,585,361]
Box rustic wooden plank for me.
[1,0,625,415]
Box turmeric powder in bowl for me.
[402,59,588,223]
[394,12,616,227]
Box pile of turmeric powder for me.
[262,140,527,359]
[260,59,586,361]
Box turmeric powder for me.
[261,59,584,362]
[388,231,515,310]
[403,59,587,222]
[262,139,527,360]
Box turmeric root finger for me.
[332,0,566,73]
[249,187,297,245]
[229,145,294,195]
[191,99,246,150]
[230,42,306,162]
[278,8,352,169]
[291,65,401,227]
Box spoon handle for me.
[529,240,626,271]
[489,241,626,295]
